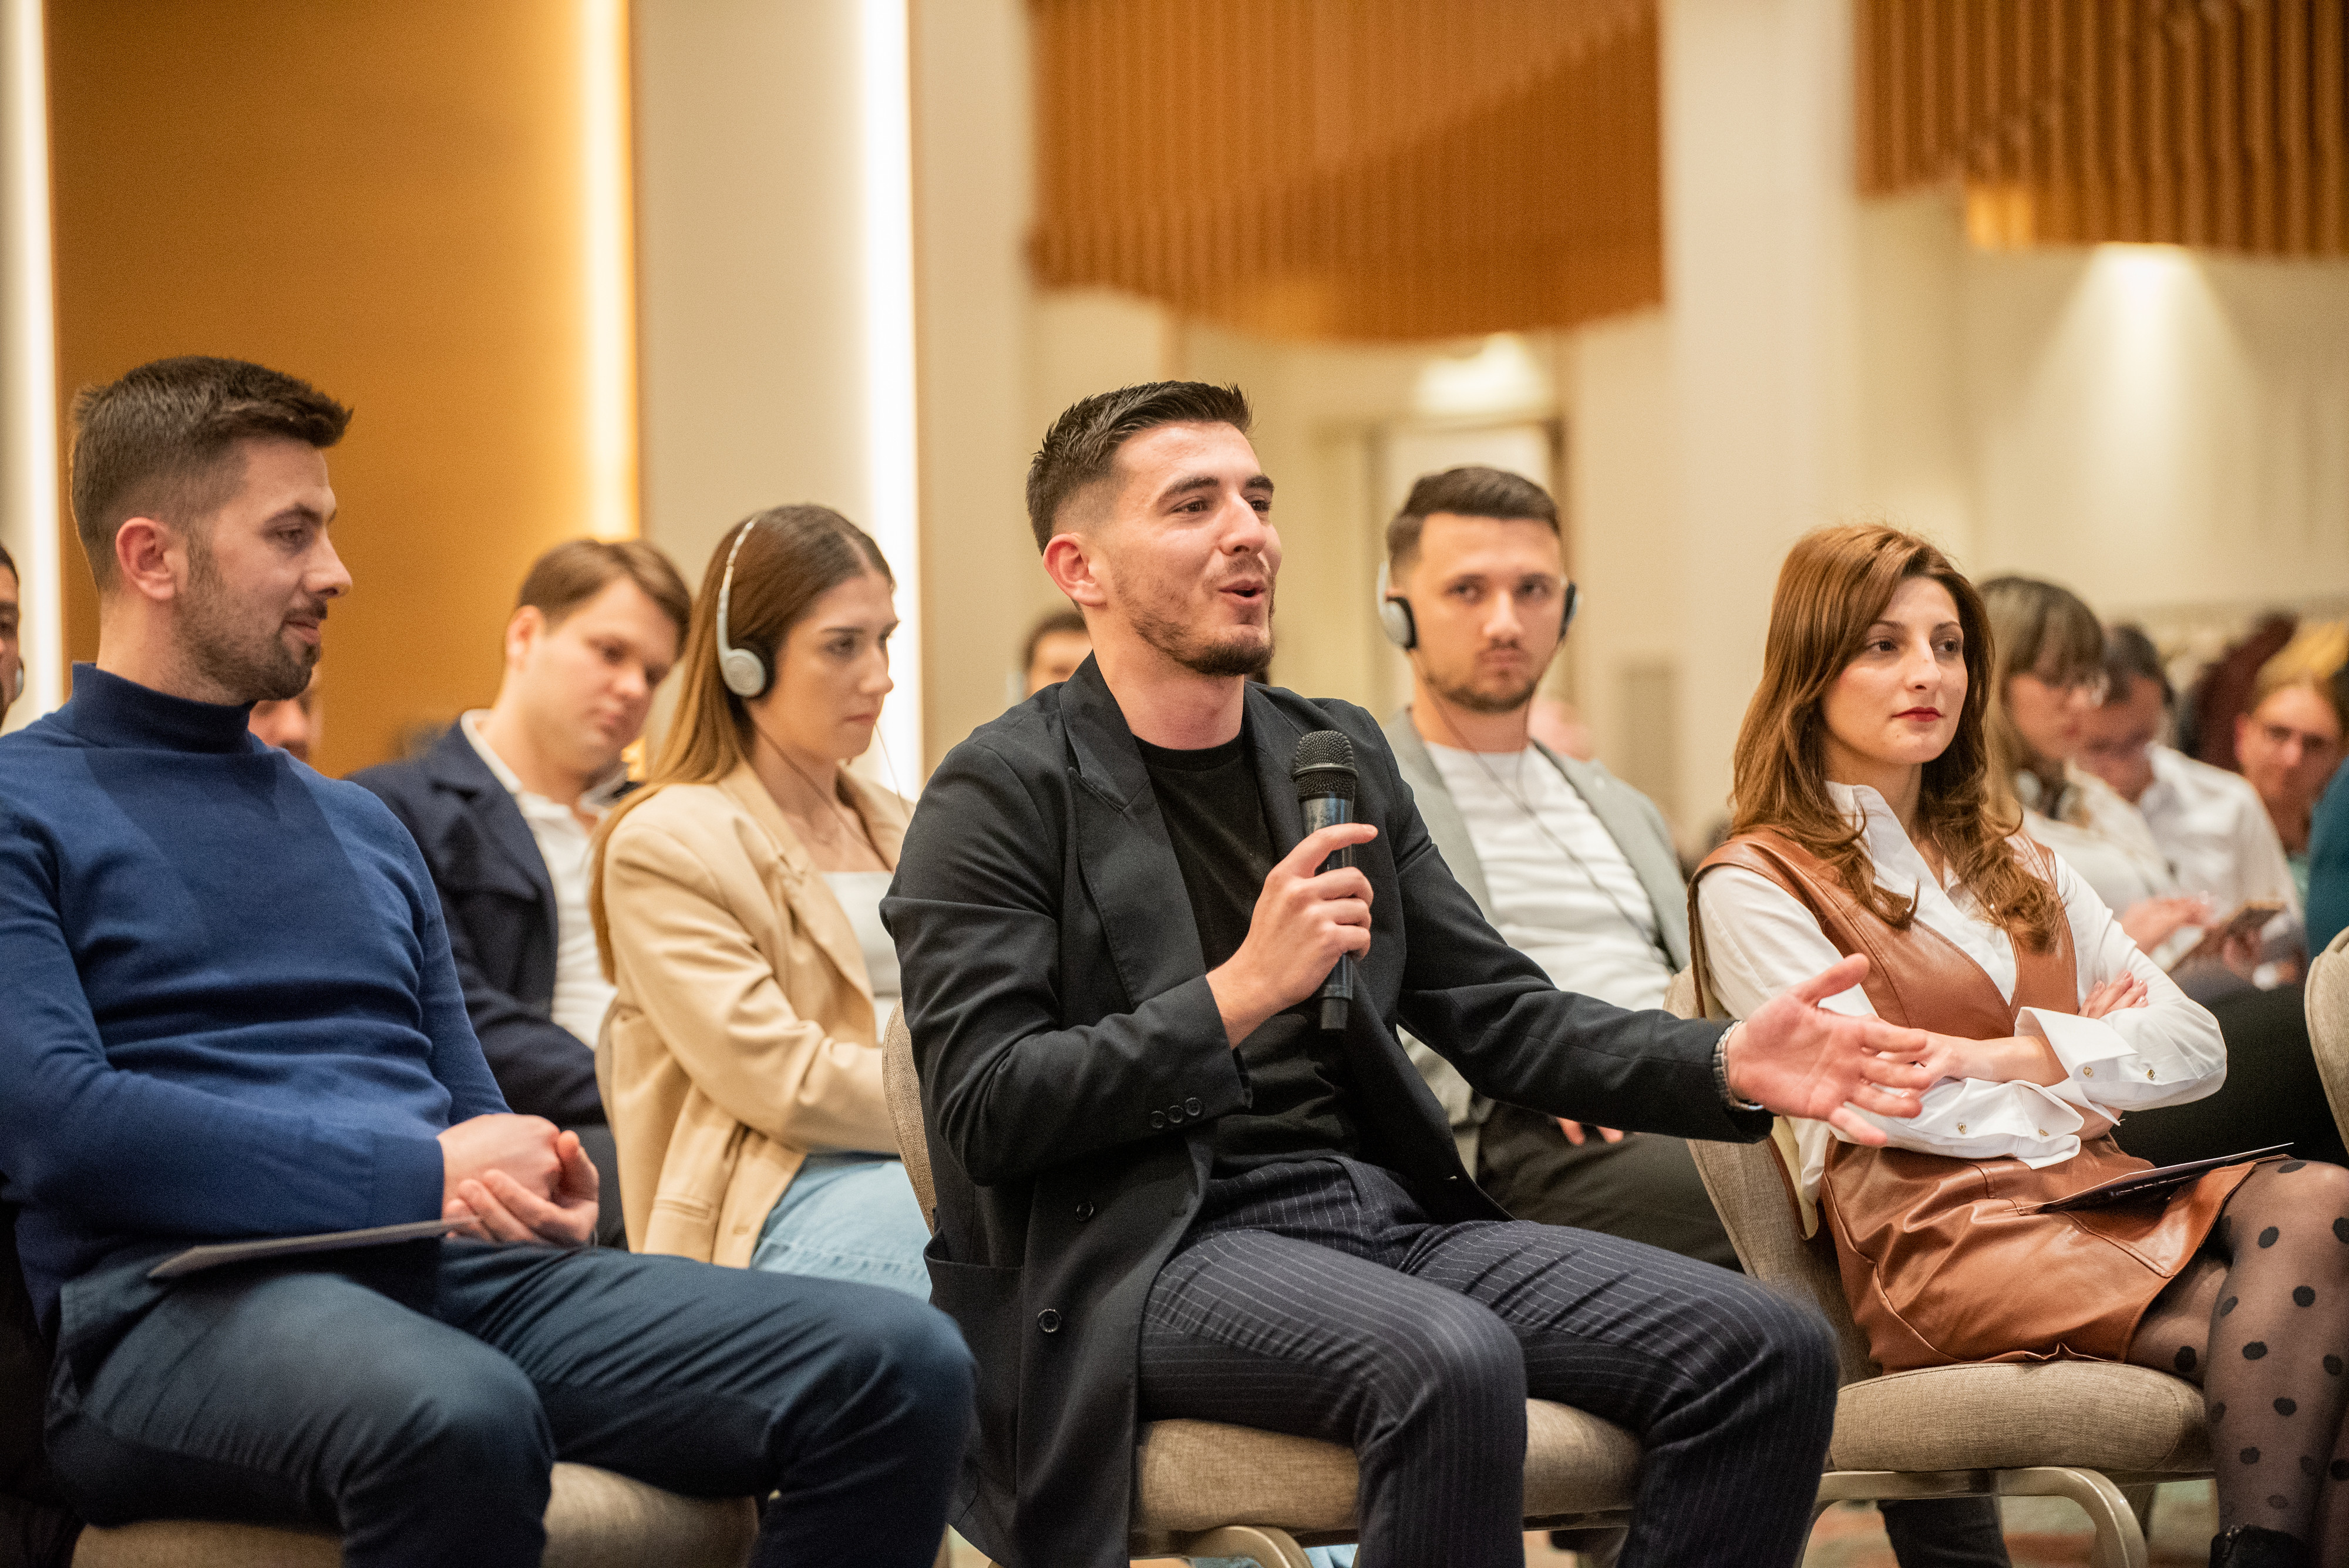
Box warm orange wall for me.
[46,0,625,775]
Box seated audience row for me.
[0,356,972,1568]
[8,354,2345,1568]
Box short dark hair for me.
[69,356,352,591]
[1025,381,1252,551]
[2102,624,2172,709]
[1385,466,1560,575]
[516,539,692,647]
[0,540,15,585]
[1021,607,1088,672]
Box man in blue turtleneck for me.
[0,356,971,1568]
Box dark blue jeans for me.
[42,1239,973,1567]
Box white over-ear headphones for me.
[1375,559,1581,652]
[715,517,770,698]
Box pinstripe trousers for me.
[1138,1156,1836,1568]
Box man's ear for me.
[1042,532,1109,609]
[112,517,181,605]
[503,605,546,669]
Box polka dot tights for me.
[2130,1159,2349,1559]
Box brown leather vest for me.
[1694,829,2242,1371]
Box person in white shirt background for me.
[1378,467,2011,1568]
[355,539,693,1245]
[1694,522,2349,1568]
[1974,581,2344,1171]
[2077,624,2299,981]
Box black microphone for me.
[1291,730,1359,1032]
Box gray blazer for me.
[1383,708,1691,1166]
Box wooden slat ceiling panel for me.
[1859,0,2349,254]
[1029,0,1661,340]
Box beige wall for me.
[633,4,871,597]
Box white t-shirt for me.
[1696,780,2226,1203]
[823,870,901,1007]
[462,711,624,1052]
[2136,744,2301,917]
[1423,742,1675,1012]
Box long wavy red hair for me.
[1729,524,2066,950]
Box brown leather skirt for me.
[1822,1136,2260,1373]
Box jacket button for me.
[1166,1103,1186,1125]
[1075,1201,1095,1222]
[1184,1096,1203,1116]
[1149,1111,1166,1130]
[1037,1309,1062,1334]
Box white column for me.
[1663,0,1864,836]
[1,0,60,728]
[634,0,921,780]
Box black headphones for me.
[1376,559,1579,652]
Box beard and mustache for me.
[1126,576,1276,679]
[183,530,324,705]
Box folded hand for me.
[445,1128,599,1247]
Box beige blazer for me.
[596,761,910,1266]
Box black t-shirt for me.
[1136,725,1360,1170]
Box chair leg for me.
[2118,1482,2158,1539]
[1166,1525,1317,1567]
[1994,1467,2151,1568]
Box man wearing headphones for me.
[0,541,22,729]
[1379,466,2011,1568]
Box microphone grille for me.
[1291,729,1358,802]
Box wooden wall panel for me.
[1859,0,2349,254]
[1030,0,1661,341]
[46,0,631,774]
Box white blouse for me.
[1695,781,2227,1203]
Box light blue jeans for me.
[750,1152,933,1300]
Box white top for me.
[823,870,900,1006]
[2136,744,2301,919]
[2020,766,2200,968]
[462,711,627,1051]
[1424,742,1674,1012]
[1695,780,2226,1203]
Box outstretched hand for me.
[445,1128,600,1247]
[1724,954,1935,1146]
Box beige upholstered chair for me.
[879,1008,1640,1568]
[2306,924,2349,1144]
[69,1463,759,1567]
[1670,977,2210,1568]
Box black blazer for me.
[882,661,1765,1568]
[350,723,605,1127]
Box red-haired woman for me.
[1693,523,2349,1568]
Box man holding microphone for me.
[886,381,1939,1568]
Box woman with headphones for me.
[588,505,930,1296]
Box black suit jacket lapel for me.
[1059,661,1207,1008]
[422,723,558,921]
[1246,687,1308,859]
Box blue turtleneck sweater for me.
[0,665,506,1327]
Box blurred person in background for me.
[2234,647,2348,906]
[2078,625,2297,978]
[2307,668,2349,954]
[246,664,321,762]
[355,539,692,1246]
[1981,577,2343,1170]
[590,506,929,1297]
[1981,578,2207,964]
[1020,604,1091,696]
[0,541,20,729]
